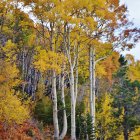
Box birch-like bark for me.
[64,25,77,140]
[75,65,78,105]
[52,70,59,140]
[59,66,67,140]
[70,67,76,140]
[74,46,79,105]
[92,48,96,125]
[89,47,93,120]
[59,24,68,139]
[50,23,60,139]
[58,74,61,90]
[89,46,96,138]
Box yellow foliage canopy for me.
[0,60,29,125]
[33,46,66,73]
[0,91,29,125]
[127,61,140,82]
[2,40,18,62]
[0,61,20,90]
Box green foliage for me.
[26,129,34,137]
[86,113,95,140]
[111,55,140,138]
[34,97,53,125]
[75,101,95,140]
[76,113,95,140]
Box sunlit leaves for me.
[33,46,66,73]
[96,93,117,139]
[0,91,29,125]
[127,61,140,82]
[2,40,18,62]
[0,60,20,89]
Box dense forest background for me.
[0,0,140,140]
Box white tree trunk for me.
[75,57,78,105]
[52,70,59,140]
[89,47,93,119]
[70,67,76,140]
[64,25,77,140]
[58,74,61,90]
[89,47,96,137]
[92,48,96,125]
[59,67,67,140]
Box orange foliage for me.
[0,121,43,140]
[101,52,120,83]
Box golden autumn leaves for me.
[0,60,29,125]
[33,46,66,73]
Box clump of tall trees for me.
[0,0,140,140]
